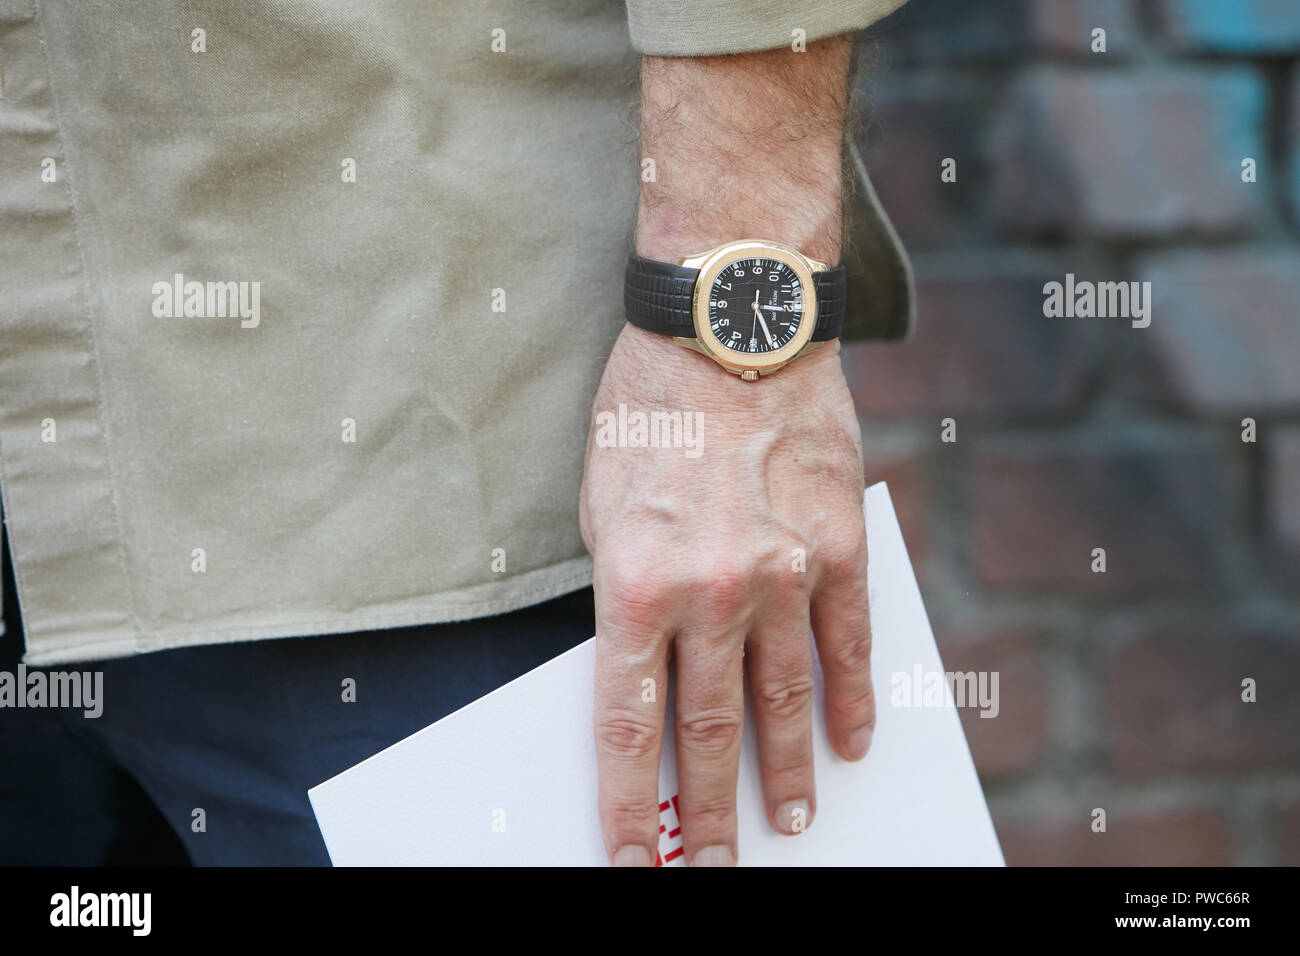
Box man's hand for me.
[581,323,874,866]
[579,34,873,866]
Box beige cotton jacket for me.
[0,0,913,666]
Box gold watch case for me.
[673,239,829,380]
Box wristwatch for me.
[624,239,846,380]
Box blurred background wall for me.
[846,0,1300,865]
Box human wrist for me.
[635,201,842,268]
[633,36,851,266]
[634,132,843,264]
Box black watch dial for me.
[705,257,806,354]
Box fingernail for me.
[690,845,735,867]
[774,799,812,835]
[848,725,873,760]
[612,845,652,867]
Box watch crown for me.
[740,370,759,382]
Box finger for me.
[593,565,672,867]
[675,626,746,867]
[746,607,817,835]
[811,529,875,762]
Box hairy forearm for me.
[635,34,853,265]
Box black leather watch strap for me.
[623,255,698,337]
[811,267,846,342]
[624,253,847,343]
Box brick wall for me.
[847,0,1300,865]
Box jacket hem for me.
[21,557,594,666]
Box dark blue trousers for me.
[0,526,594,866]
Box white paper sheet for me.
[309,483,1005,866]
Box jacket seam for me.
[30,0,142,653]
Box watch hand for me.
[756,311,774,347]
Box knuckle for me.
[678,708,744,756]
[698,562,752,619]
[755,673,816,720]
[603,550,663,596]
[819,527,868,583]
[601,558,673,632]
[596,712,661,761]
[604,794,663,829]
[764,747,814,781]
[828,631,873,674]
[682,795,736,830]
